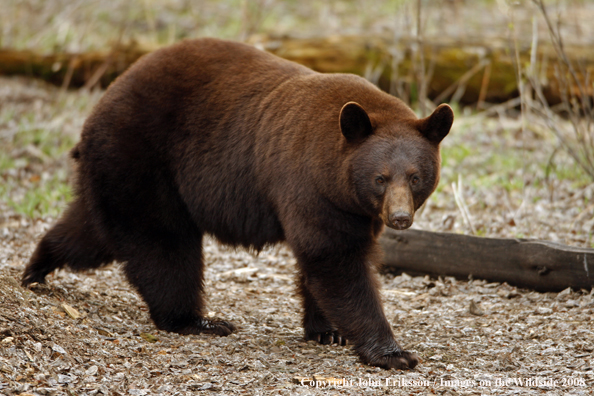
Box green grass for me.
[8,171,73,219]
[0,105,79,219]
[0,77,104,220]
[439,117,589,197]
[550,162,591,188]
[5,0,507,54]
[0,152,15,172]
[14,124,76,159]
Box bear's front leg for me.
[292,235,418,370]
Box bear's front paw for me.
[305,329,347,346]
[22,267,49,287]
[364,350,419,370]
[177,318,237,336]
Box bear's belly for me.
[191,187,285,251]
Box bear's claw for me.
[305,330,348,346]
[177,318,236,336]
[22,271,45,287]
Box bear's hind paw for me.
[366,350,419,370]
[177,318,237,336]
[305,330,347,346]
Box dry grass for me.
[0,0,412,53]
[4,1,593,53]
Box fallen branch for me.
[379,228,594,292]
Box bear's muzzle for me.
[381,184,415,230]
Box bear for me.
[22,38,453,370]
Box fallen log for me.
[251,35,594,106]
[0,44,149,89]
[1,35,593,105]
[379,228,594,292]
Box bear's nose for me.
[389,211,412,230]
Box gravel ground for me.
[1,225,593,396]
[1,75,593,396]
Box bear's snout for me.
[388,211,412,230]
[381,184,414,230]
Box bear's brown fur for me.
[22,38,453,369]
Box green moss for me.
[0,106,79,219]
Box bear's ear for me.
[339,102,373,142]
[416,104,454,145]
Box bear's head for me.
[341,102,453,230]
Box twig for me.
[434,59,489,105]
[479,97,522,116]
[83,58,111,91]
[543,144,561,185]
[521,0,594,181]
[533,0,592,115]
[83,23,127,91]
[60,56,78,92]
[416,0,427,117]
[451,174,476,236]
[476,61,492,110]
[570,203,594,235]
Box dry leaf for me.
[292,376,310,385]
[469,301,484,316]
[62,303,80,319]
[96,328,113,337]
[140,333,159,343]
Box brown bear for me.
[22,38,453,370]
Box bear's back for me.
[75,39,313,250]
[73,39,414,252]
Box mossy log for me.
[251,35,594,106]
[0,44,149,89]
[1,35,592,105]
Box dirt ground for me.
[1,65,594,396]
[1,222,593,396]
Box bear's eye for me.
[375,176,386,185]
[411,176,420,185]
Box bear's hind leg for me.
[22,198,114,286]
[123,233,235,336]
[299,273,347,345]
